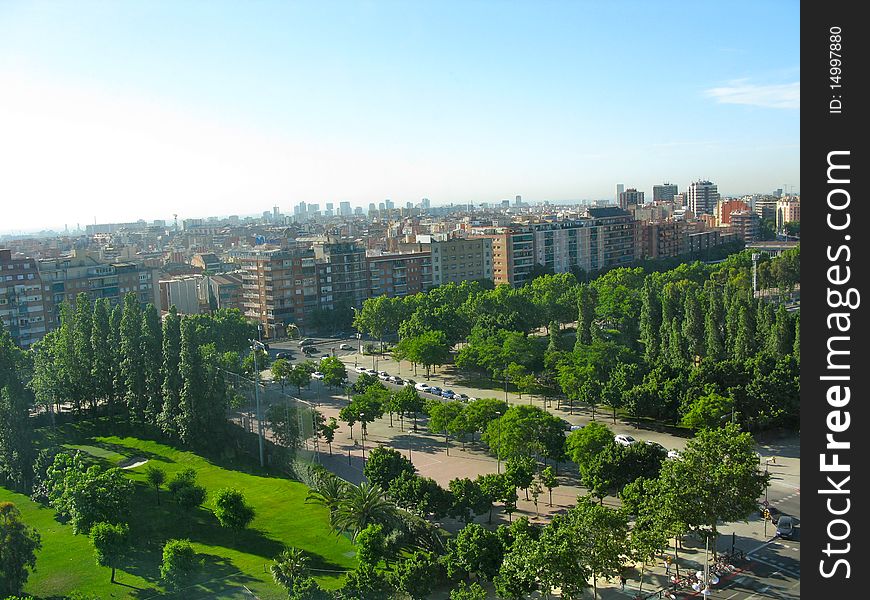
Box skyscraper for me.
[653,183,678,203]
[616,184,624,204]
[687,180,720,215]
[339,201,352,216]
[618,188,644,210]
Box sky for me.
[0,0,800,233]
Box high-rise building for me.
[431,238,493,286]
[384,199,394,210]
[368,203,377,215]
[776,197,801,231]
[730,211,761,242]
[314,240,368,309]
[715,199,750,226]
[618,188,644,210]
[421,198,431,210]
[653,183,678,203]
[339,201,352,216]
[687,180,720,215]
[0,249,47,348]
[325,202,334,217]
[616,184,624,204]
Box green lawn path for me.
[0,426,356,599]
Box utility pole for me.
[251,340,266,467]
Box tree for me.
[363,447,416,490]
[0,502,42,597]
[539,465,558,507]
[388,471,451,519]
[390,550,442,600]
[319,356,347,388]
[462,397,508,441]
[505,455,536,501]
[159,306,182,437]
[73,293,95,413]
[448,477,491,524]
[659,423,768,555]
[89,521,129,583]
[565,420,614,476]
[444,523,503,580]
[569,496,631,598]
[704,286,726,360]
[40,452,133,534]
[475,472,515,523]
[213,488,256,531]
[332,482,398,541]
[393,384,425,432]
[427,400,464,454]
[680,390,734,430]
[305,474,347,524]
[639,278,661,363]
[288,364,312,395]
[482,404,565,464]
[450,581,487,600]
[119,293,145,422]
[355,523,388,566]
[681,290,704,363]
[406,330,451,377]
[271,358,293,391]
[575,283,597,347]
[145,464,166,506]
[0,322,33,490]
[90,298,115,416]
[168,468,207,512]
[141,303,163,424]
[159,539,199,589]
[319,417,339,455]
[177,318,209,447]
[271,547,311,595]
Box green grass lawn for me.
[0,422,357,599]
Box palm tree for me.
[305,475,348,527]
[271,547,310,593]
[332,482,399,541]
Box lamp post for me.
[360,412,366,461]
[763,457,775,537]
[250,339,266,467]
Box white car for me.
[414,382,431,392]
[614,434,637,446]
[667,449,682,460]
[377,371,391,381]
[354,366,369,374]
[340,343,354,351]
[312,372,325,380]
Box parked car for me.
[569,425,584,432]
[441,390,456,399]
[340,343,354,351]
[377,371,391,381]
[276,352,292,360]
[312,371,325,380]
[614,434,637,446]
[414,382,430,392]
[298,339,315,347]
[390,376,404,385]
[776,515,795,539]
[456,393,470,401]
[645,440,667,453]
[355,366,369,373]
[428,386,443,395]
[301,346,319,355]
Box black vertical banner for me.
[803,2,868,596]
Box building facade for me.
[618,188,644,210]
[776,197,801,231]
[0,249,47,348]
[430,238,493,286]
[367,251,433,298]
[687,180,720,215]
[653,183,679,203]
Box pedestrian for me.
[620,574,627,591]
[665,555,672,575]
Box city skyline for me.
[1,1,799,232]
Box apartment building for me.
[430,238,493,286]
[730,211,761,243]
[635,221,689,260]
[776,197,800,231]
[314,240,368,309]
[367,251,433,297]
[0,249,47,348]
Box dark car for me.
[428,386,443,395]
[301,346,319,355]
[776,515,795,539]
[276,352,292,360]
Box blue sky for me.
[0,0,799,232]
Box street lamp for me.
[250,339,266,467]
[360,412,366,460]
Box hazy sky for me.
[0,0,799,233]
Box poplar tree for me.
[119,293,145,423]
[681,290,704,364]
[575,284,597,349]
[141,304,163,425]
[91,298,115,416]
[772,305,795,356]
[639,278,661,363]
[159,306,182,437]
[704,286,725,360]
[177,318,206,447]
[73,293,95,412]
[109,303,124,410]
[792,314,800,361]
